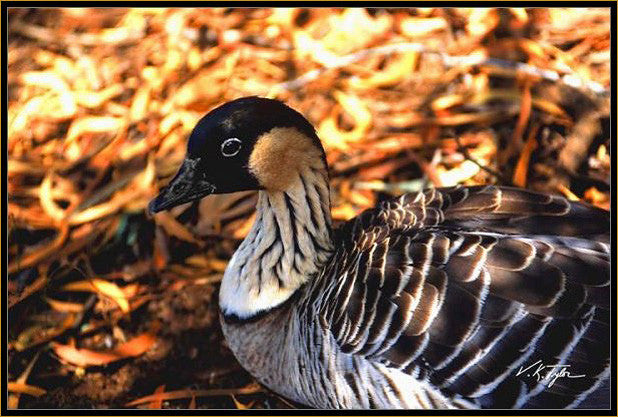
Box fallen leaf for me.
[7,382,46,398]
[45,297,85,313]
[584,186,609,209]
[232,395,255,409]
[512,125,538,187]
[400,17,447,37]
[347,52,418,90]
[51,332,156,367]
[437,160,481,186]
[331,204,361,221]
[63,279,130,313]
[8,350,44,408]
[65,116,125,145]
[114,332,157,357]
[14,314,78,351]
[154,211,203,246]
[51,343,121,367]
[318,91,372,150]
[125,384,263,407]
[149,385,166,409]
[8,223,69,275]
[557,184,580,201]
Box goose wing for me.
[316,186,610,408]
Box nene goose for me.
[149,97,610,409]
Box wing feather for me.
[315,185,609,408]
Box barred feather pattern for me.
[221,185,610,409]
[219,164,333,318]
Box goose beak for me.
[148,157,216,215]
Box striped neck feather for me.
[219,164,333,319]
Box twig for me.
[10,19,144,47]
[8,223,70,275]
[125,384,264,407]
[275,42,607,95]
[455,136,511,185]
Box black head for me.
[148,97,325,214]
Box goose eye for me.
[221,138,242,157]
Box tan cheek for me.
[248,127,322,191]
[253,146,299,191]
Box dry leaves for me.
[51,332,157,367]
[7,7,610,409]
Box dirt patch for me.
[20,282,290,409]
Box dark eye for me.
[221,138,242,157]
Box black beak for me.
[148,157,216,215]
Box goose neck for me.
[219,165,333,319]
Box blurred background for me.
[7,7,611,409]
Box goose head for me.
[148,96,327,214]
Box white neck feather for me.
[219,164,333,318]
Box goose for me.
[149,96,610,409]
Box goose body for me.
[149,97,610,409]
